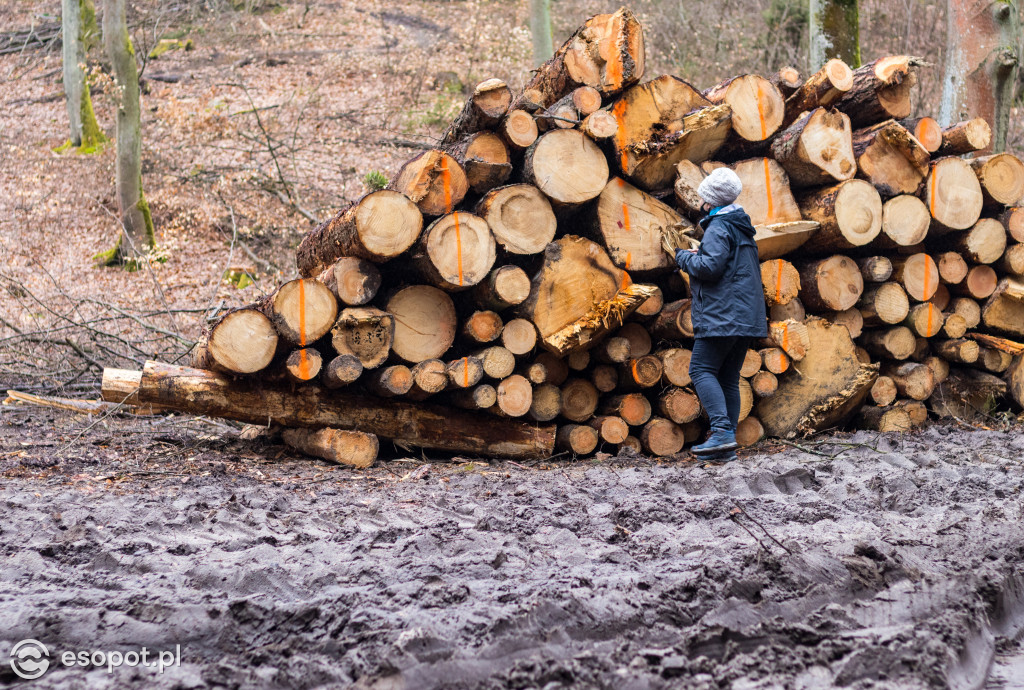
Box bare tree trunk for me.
[61,0,105,149]
[939,0,1022,151]
[99,0,155,262]
[809,0,861,70]
[530,0,553,69]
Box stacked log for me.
[101,12,1024,466]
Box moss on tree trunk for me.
[809,0,861,70]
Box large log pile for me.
[101,8,1024,465]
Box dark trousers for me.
[690,336,751,433]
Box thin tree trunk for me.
[809,0,861,70]
[100,0,154,261]
[62,0,105,149]
[939,0,1021,152]
[530,0,553,69]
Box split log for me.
[945,218,1007,265]
[782,58,854,125]
[601,392,652,426]
[797,255,865,311]
[445,132,512,194]
[937,251,969,285]
[390,150,468,216]
[898,116,942,153]
[317,257,381,307]
[1001,207,1024,243]
[767,319,810,361]
[771,66,802,97]
[191,308,278,375]
[850,119,930,196]
[590,364,619,392]
[951,265,998,300]
[936,118,991,156]
[770,108,856,187]
[446,356,484,389]
[970,153,1024,208]
[130,361,555,459]
[414,212,495,290]
[929,368,1007,420]
[560,378,599,422]
[461,310,503,345]
[740,349,763,377]
[618,355,663,389]
[934,338,980,364]
[924,157,985,233]
[731,157,805,226]
[493,374,533,417]
[283,348,322,382]
[798,181,882,252]
[770,298,806,323]
[557,424,599,454]
[472,265,532,310]
[640,417,686,456]
[735,416,765,446]
[860,326,916,360]
[408,359,448,398]
[534,352,569,386]
[588,415,629,444]
[366,365,413,397]
[440,78,513,144]
[904,302,945,338]
[580,110,618,140]
[982,278,1024,338]
[978,347,1012,374]
[449,384,497,410]
[500,109,539,150]
[757,319,878,438]
[891,253,939,302]
[858,405,912,432]
[593,177,685,274]
[323,355,363,389]
[281,428,378,468]
[1001,243,1024,276]
[516,6,644,111]
[475,184,557,255]
[330,307,394,369]
[834,56,921,128]
[760,259,801,306]
[704,74,785,142]
[675,160,707,216]
[523,129,609,208]
[858,256,893,283]
[472,346,516,380]
[760,347,791,375]
[651,299,693,340]
[387,285,457,363]
[658,387,701,424]
[528,383,562,422]
[259,279,338,347]
[830,308,863,338]
[878,195,930,247]
[870,375,898,405]
[296,191,422,276]
[501,318,538,355]
[657,347,692,386]
[751,370,778,398]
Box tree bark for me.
[936,118,993,155]
[809,0,861,70]
[62,0,105,149]
[782,59,854,125]
[835,56,921,128]
[440,78,513,145]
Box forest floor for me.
[2,1,1024,688]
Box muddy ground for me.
[0,407,1022,689]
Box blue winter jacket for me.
[675,207,768,338]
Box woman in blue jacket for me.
[672,168,768,461]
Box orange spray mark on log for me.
[925,303,935,336]
[620,195,633,290]
[763,158,774,222]
[929,169,937,217]
[781,323,790,352]
[605,17,623,90]
[297,280,309,379]
[613,99,629,172]
[631,359,640,384]
[775,259,784,304]
[922,255,932,300]
[440,158,464,286]
[756,81,768,140]
[463,357,469,387]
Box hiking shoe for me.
[692,430,737,456]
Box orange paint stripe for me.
[462,357,469,387]
[756,82,767,140]
[925,303,935,336]
[929,169,937,217]
[763,158,774,222]
[922,255,932,300]
[781,323,790,352]
[613,99,629,172]
[621,252,632,290]
[297,280,309,379]
[775,258,784,303]
[605,14,623,90]
[631,359,640,383]
[453,211,464,286]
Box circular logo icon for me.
[10,639,49,680]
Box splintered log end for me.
[541,283,658,355]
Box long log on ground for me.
[770,108,856,188]
[445,132,512,194]
[129,361,555,459]
[296,191,422,276]
[970,153,1024,208]
[413,212,495,290]
[877,195,930,247]
[834,56,921,128]
[899,116,943,153]
[757,318,878,438]
[472,265,532,310]
[99,369,168,413]
[782,59,854,126]
[924,157,985,233]
[475,184,556,255]
[389,150,468,217]
[593,177,685,274]
[440,78,513,145]
[523,129,609,209]
[330,307,394,369]
[281,428,379,468]
[191,308,279,375]
[797,180,882,252]
[982,278,1024,338]
[936,118,991,156]
[259,278,338,347]
[797,255,865,311]
[850,119,930,196]
[318,257,381,307]
[730,157,805,226]
[387,285,456,363]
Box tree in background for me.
[940,0,1022,152]
[530,0,553,68]
[61,0,106,150]
[98,0,155,264]
[808,0,861,70]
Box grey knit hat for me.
[697,167,743,208]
